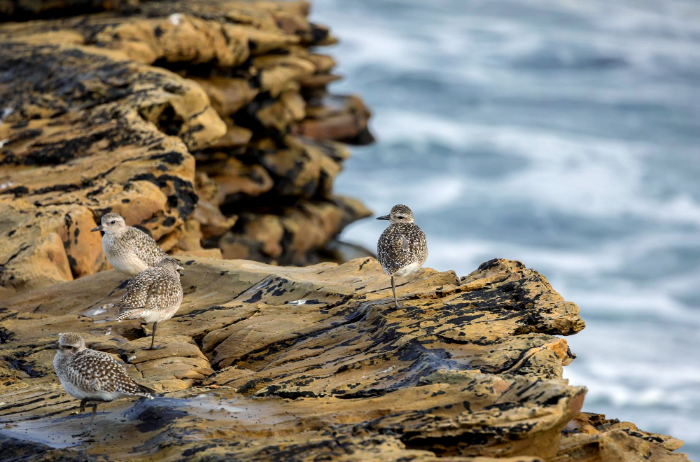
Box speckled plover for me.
[377,204,428,308]
[92,213,166,276]
[115,257,184,350]
[53,333,153,433]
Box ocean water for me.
[311,0,700,458]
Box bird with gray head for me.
[92,213,166,276]
[376,204,428,308]
[52,333,153,434]
[115,257,184,350]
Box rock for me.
[0,39,223,295]
[167,219,224,260]
[191,78,259,118]
[219,196,371,265]
[0,258,687,460]
[556,412,689,461]
[296,94,374,144]
[0,0,376,295]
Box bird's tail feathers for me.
[137,383,156,397]
[115,307,146,321]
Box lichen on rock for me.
[0,0,374,296]
[0,257,689,460]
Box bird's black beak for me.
[91,225,103,232]
[46,342,59,350]
[377,215,390,221]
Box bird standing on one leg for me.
[92,213,166,276]
[52,333,153,435]
[115,257,184,350]
[376,204,428,308]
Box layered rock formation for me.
[0,258,688,460]
[0,0,372,297]
[0,2,689,461]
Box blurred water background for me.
[312,0,700,458]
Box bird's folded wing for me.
[71,351,124,393]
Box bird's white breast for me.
[103,234,148,275]
[393,260,423,278]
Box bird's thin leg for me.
[144,321,166,350]
[72,399,94,438]
[88,403,98,433]
[150,322,157,349]
[391,276,401,308]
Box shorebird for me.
[115,257,184,350]
[92,213,166,276]
[377,204,428,308]
[52,333,153,434]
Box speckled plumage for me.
[115,257,184,349]
[377,205,428,307]
[53,333,153,431]
[93,213,166,276]
[377,206,428,276]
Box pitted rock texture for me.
[0,41,218,296]
[0,258,689,460]
[0,0,373,296]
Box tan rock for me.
[0,38,226,295]
[0,257,686,460]
[208,124,254,149]
[169,219,224,260]
[556,413,689,461]
[0,0,375,282]
[191,77,259,117]
[219,196,371,265]
[297,94,374,143]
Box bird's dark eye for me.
[110,220,116,224]
[398,216,405,219]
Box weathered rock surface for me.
[0,258,689,460]
[0,40,216,296]
[0,0,373,297]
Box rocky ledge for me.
[0,0,372,297]
[0,258,688,461]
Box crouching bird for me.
[52,333,153,435]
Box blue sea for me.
[312,0,700,458]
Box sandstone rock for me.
[0,1,376,295]
[297,94,374,144]
[0,38,226,295]
[0,258,686,460]
[169,218,224,260]
[556,412,689,461]
[219,196,371,265]
[191,77,259,118]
